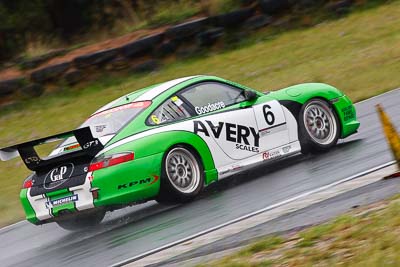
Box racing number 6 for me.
[263,105,275,126]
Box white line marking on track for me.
[355,88,399,105]
[0,220,25,233]
[113,160,397,267]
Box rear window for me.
[61,101,151,147]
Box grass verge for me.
[199,194,400,267]
[0,1,399,227]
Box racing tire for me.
[56,209,106,231]
[298,98,340,154]
[156,146,204,204]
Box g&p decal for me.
[44,163,74,189]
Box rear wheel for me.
[299,99,340,153]
[56,209,105,231]
[157,146,204,204]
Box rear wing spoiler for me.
[0,127,104,171]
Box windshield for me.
[60,101,151,148]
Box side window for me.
[147,95,191,125]
[180,82,245,115]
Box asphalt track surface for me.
[0,89,399,267]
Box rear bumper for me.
[20,172,95,224]
[20,152,163,224]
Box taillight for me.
[23,180,33,189]
[89,152,134,172]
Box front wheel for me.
[157,146,204,204]
[299,99,340,153]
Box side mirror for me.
[244,90,259,102]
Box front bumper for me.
[332,95,360,138]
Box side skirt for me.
[217,141,301,179]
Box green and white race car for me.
[0,75,360,230]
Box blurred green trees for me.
[0,0,249,61]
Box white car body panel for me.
[98,103,301,182]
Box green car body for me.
[1,75,360,227]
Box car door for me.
[252,100,290,153]
[179,82,260,160]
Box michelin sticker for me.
[195,101,225,115]
[45,194,78,209]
